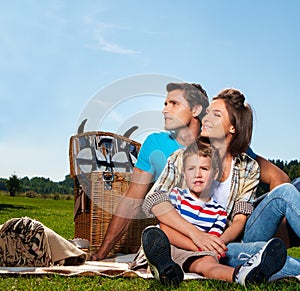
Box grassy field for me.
[0,193,74,239]
[0,192,299,290]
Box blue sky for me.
[0,0,299,182]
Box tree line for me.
[257,159,300,196]
[0,159,299,197]
[0,174,74,196]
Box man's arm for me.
[255,155,290,190]
[92,168,152,260]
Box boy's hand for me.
[191,231,228,257]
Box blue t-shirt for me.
[135,132,185,181]
[135,131,257,182]
[246,147,257,160]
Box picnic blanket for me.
[0,217,299,282]
[0,253,203,280]
[0,254,299,283]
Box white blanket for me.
[0,253,299,283]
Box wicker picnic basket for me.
[69,131,156,256]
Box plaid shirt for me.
[142,148,260,222]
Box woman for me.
[141,88,300,280]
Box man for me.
[91,82,289,260]
[91,82,209,260]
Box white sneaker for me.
[234,238,287,286]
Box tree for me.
[6,174,21,197]
[0,178,7,191]
[257,159,300,196]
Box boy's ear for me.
[192,105,202,118]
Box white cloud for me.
[89,35,140,55]
[84,17,141,55]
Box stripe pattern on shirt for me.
[169,187,228,237]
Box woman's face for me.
[201,99,235,140]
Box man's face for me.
[162,89,193,130]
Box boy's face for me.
[184,154,216,198]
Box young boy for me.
[141,141,287,286]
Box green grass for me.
[0,192,299,290]
[0,193,74,239]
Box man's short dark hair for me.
[166,82,209,120]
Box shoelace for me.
[237,252,252,261]
[241,250,262,267]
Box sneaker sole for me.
[141,226,184,286]
[245,238,287,284]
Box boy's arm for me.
[160,223,198,251]
[161,208,228,252]
[220,214,247,244]
[152,204,227,255]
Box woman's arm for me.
[234,154,260,205]
[255,155,290,190]
[221,155,259,244]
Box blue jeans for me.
[221,181,300,280]
[243,183,300,241]
[221,241,300,281]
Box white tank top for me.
[211,160,234,208]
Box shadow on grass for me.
[0,204,33,211]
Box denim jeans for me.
[243,183,300,241]
[221,181,300,280]
[220,241,300,281]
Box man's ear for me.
[192,105,203,118]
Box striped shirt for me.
[143,150,260,222]
[169,187,228,237]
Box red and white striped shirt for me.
[169,187,227,237]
